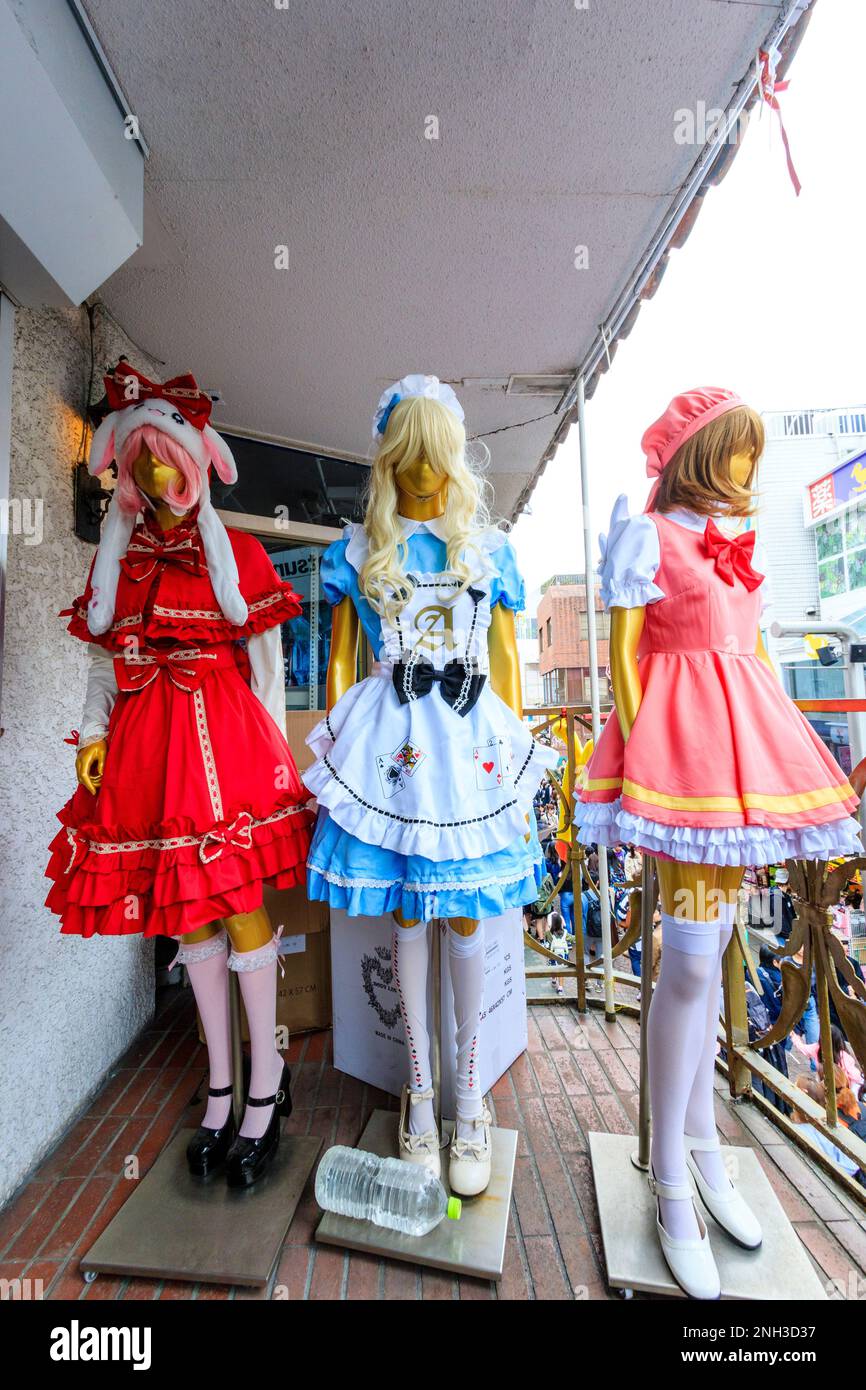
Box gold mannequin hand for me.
[76,739,107,794]
[610,605,645,741]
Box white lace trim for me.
[308,863,536,893]
[193,687,223,821]
[174,929,228,966]
[68,803,307,858]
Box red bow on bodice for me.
[104,365,213,430]
[114,647,218,693]
[119,528,205,583]
[703,519,764,592]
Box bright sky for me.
[511,0,866,598]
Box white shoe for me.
[397,1085,440,1179]
[449,1106,492,1197]
[649,1170,721,1300]
[685,1134,762,1250]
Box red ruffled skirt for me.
[46,646,314,937]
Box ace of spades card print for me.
[375,739,427,799]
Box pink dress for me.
[579,498,861,865]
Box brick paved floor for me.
[2,983,865,1301]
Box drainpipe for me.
[576,375,616,1020]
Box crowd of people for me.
[525,784,866,1186]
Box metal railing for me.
[527,697,866,1206]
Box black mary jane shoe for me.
[225,1061,293,1189]
[186,1084,237,1177]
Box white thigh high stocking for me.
[392,921,435,1135]
[173,931,232,1129]
[230,936,285,1140]
[647,913,721,1240]
[684,906,736,1194]
[448,922,485,1141]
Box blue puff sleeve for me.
[598,495,665,608]
[319,536,353,606]
[488,538,526,612]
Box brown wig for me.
[653,405,764,518]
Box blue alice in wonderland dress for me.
[303,515,559,920]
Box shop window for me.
[259,539,334,711]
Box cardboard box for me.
[330,907,527,1118]
[196,885,332,1042]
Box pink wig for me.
[115,424,204,516]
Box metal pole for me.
[576,375,616,1020]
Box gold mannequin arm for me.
[326,595,360,711]
[755,627,775,675]
[610,605,646,741]
[488,604,522,717]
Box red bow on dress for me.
[704,519,764,592]
[120,530,205,582]
[104,365,213,430]
[114,648,219,694]
[199,811,254,865]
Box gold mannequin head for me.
[360,395,491,617]
[654,406,765,517]
[132,445,183,502]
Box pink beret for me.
[642,388,744,479]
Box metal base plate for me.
[79,1127,322,1288]
[315,1108,517,1281]
[589,1132,827,1300]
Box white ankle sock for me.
[392,921,435,1135]
[448,923,485,1141]
[648,913,722,1240]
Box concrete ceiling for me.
[84,0,793,522]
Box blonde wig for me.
[360,395,493,619]
[653,406,764,518]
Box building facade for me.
[536,573,609,706]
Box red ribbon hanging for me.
[757,47,801,197]
[104,364,213,430]
[704,519,765,592]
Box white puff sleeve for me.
[598,495,665,609]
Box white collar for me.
[663,507,744,537]
[397,512,450,541]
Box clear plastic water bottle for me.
[316,1146,462,1237]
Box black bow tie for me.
[392,659,486,716]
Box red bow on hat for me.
[704,519,764,592]
[119,529,205,582]
[104,364,213,431]
[114,647,219,694]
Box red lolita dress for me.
[578,498,861,865]
[46,511,314,936]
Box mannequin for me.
[578,388,860,1298]
[46,365,314,1187]
[303,375,558,1195]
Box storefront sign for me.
[805,451,866,525]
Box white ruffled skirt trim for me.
[577,799,863,866]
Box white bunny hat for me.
[86,370,248,635]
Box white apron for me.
[303,563,558,863]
